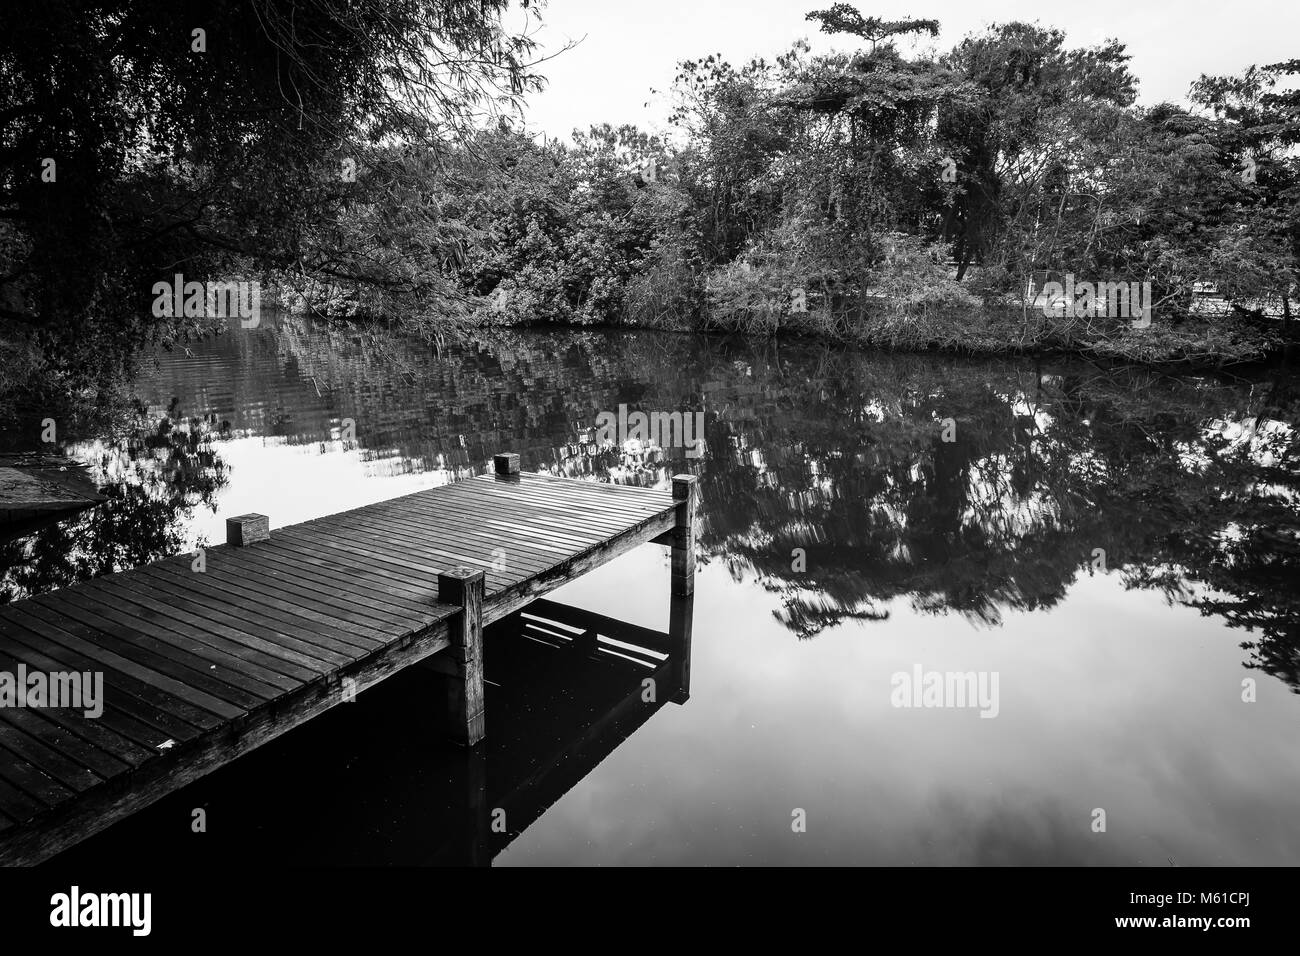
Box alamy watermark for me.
[0,666,104,718]
[1033,273,1151,328]
[890,664,1000,718]
[151,273,261,328]
[50,886,151,936]
[594,404,705,459]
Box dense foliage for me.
[438,9,1298,362]
[3,2,1299,428]
[1,0,543,426]
[309,7,1300,364]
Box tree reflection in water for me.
[689,353,1297,690]
[4,318,1296,688]
[0,399,229,603]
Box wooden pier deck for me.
[0,456,697,865]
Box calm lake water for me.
[8,315,1300,866]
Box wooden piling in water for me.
[670,475,698,597]
[438,568,486,746]
[668,474,698,702]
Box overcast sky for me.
[514,0,1300,141]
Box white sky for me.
[514,0,1300,141]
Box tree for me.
[1192,59,1300,330]
[0,0,546,420]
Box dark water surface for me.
[9,316,1300,865]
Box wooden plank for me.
[0,707,131,782]
[286,509,551,573]
[394,479,672,552]
[142,563,389,651]
[144,555,389,644]
[453,479,670,529]
[46,589,294,698]
[17,600,263,712]
[0,468,678,865]
[0,641,172,757]
[269,527,504,593]
[511,478,674,513]
[421,479,645,528]
[190,558,421,638]
[100,573,354,669]
[79,576,330,681]
[0,722,103,793]
[230,548,435,622]
[273,525,516,593]
[0,746,71,813]
[0,616,455,866]
[306,508,561,575]
[210,549,431,630]
[0,774,45,825]
[323,502,577,563]
[393,496,611,555]
[252,540,437,608]
[485,506,677,624]
[2,607,230,730]
[517,473,675,510]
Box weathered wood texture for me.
[225,513,270,547]
[438,568,486,746]
[0,471,676,865]
[670,475,698,597]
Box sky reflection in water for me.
[15,316,1300,865]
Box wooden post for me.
[668,591,694,704]
[494,453,520,479]
[438,568,486,746]
[670,475,697,597]
[668,474,697,703]
[225,514,269,547]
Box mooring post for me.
[438,567,486,746]
[668,474,697,703]
[225,514,269,547]
[670,475,697,596]
[494,452,520,479]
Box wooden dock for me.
[0,455,697,865]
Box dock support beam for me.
[438,568,486,746]
[668,475,697,703]
[670,475,697,597]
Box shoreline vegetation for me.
[2,2,1299,429]
[264,290,1292,366]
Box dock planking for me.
[0,456,697,865]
